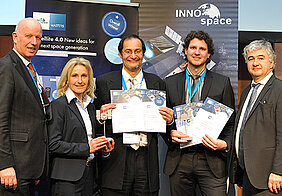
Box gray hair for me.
[243,40,276,69]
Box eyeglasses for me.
[122,49,143,56]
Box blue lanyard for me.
[122,74,144,90]
[186,67,206,102]
[27,62,41,95]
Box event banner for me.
[25,0,138,100]
[133,0,238,100]
[129,1,238,195]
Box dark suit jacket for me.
[164,69,235,178]
[48,96,97,181]
[95,69,165,192]
[0,50,48,179]
[229,75,282,189]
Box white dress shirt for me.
[235,72,273,157]
[66,88,94,158]
[122,68,147,89]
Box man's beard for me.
[124,62,141,71]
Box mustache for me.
[125,63,141,71]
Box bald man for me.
[0,18,49,195]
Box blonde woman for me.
[48,57,114,196]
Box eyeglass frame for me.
[122,49,144,56]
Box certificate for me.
[111,89,166,133]
[173,102,202,148]
[174,97,234,148]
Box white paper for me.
[173,97,234,148]
[184,108,229,147]
[111,89,166,133]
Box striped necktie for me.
[128,78,135,89]
[27,63,37,83]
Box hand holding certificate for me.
[110,89,167,133]
[173,97,234,148]
[170,129,193,143]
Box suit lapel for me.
[168,71,185,104]
[247,75,275,119]
[87,104,96,138]
[201,70,213,101]
[108,70,123,90]
[143,72,157,89]
[235,75,275,128]
[68,99,86,130]
[9,50,43,110]
[234,85,251,130]
[238,85,251,111]
[178,71,186,104]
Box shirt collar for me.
[65,88,92,107]
[13,48,30,66]
[122,67,143,82]
[187,65,205,77]
[252,72,273,86]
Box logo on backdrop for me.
[175,3,232,27]
[102,11,127,37]
[104,38,123,64]
[33,12,66,31]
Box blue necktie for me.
[238,83,261,169]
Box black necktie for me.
[238,83,261,169]
[190,75,200,102]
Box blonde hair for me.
[57,57,95,98]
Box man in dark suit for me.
[95,34,173,196]
[229,40,282,195]
[164,30,235,196]
[0,18,49,195]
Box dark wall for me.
[0,36,13,58]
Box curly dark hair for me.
[183,31,214,62]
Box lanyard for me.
[122,74,144,90]
[186,67,206,102]
[27,62,41,96]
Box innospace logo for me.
[175,3,232,26]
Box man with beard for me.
[95,34,173,196]
[163,30,235,196]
